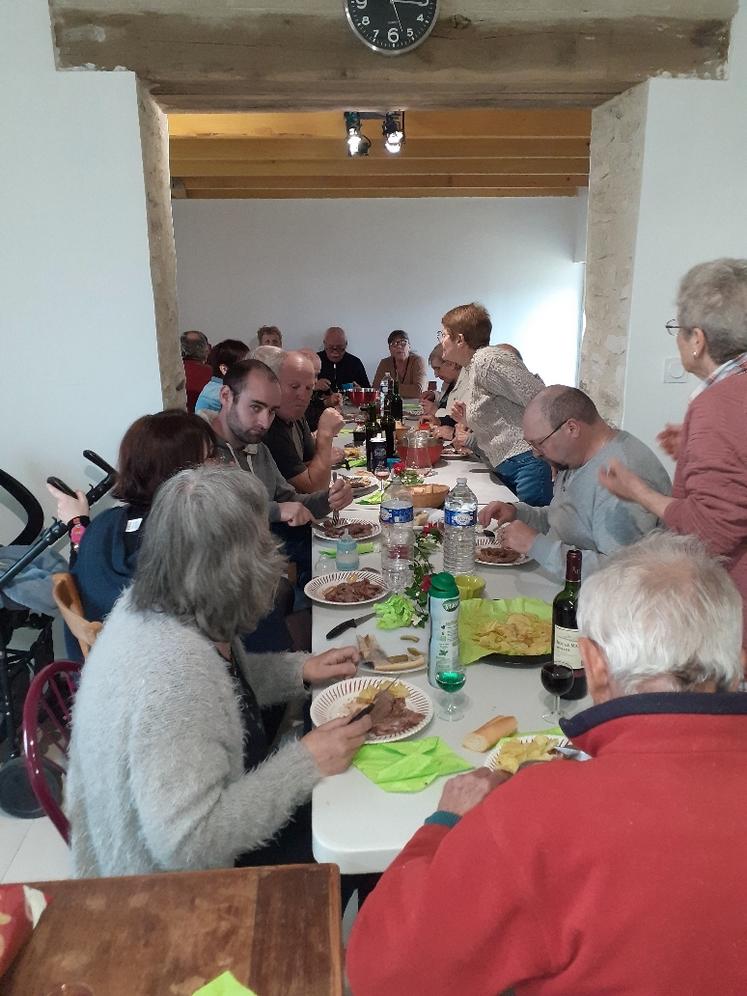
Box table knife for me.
[326,612,376,639]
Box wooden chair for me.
[22,659,82,843]
[51,572,102,658]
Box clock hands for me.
[390,0,431,5]
[389,0,403,30]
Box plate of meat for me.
[304,571,388,607]
[310,677,433,743]
[474,535,531,567]
[312,517,381,541]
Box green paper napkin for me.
[347,457,367,467]
[318,542,375,557]
[458,596,553,665]
[193,971,257,996]
[353,736,472,792]
[356,490,383,505]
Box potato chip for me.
[472,612,551,656]
[493,735,558,774]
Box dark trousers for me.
[271,521,313,590]
[495,450,553,506]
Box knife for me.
[326,612,376,640]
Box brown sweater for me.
[663,372,747,646]
[372,354,428,399]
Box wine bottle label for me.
[553,625,581,668]
[444,508,477,527]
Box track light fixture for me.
[382,111,405,154]
[343,110,406,156]
[344,111,371,157]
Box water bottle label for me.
[381,506,414,525]
[444,508,476,527]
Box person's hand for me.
[478,501,516,527]
[316,377,332,392]
[421,389,437,404]
[598,458,644,503]
[501,520,538,554]
[303,645,359,685]
[278,501,314,527]
[302,714,373,776]
[46,483,89,523]
[437,768,509,817]
[420,397,438,418]
[451,401,467,425]
[434,424,455,441]
[453,422,471,449]
[657,422,684,460]
[317,407,345,437]
[328,478,353,511]
[323,392,343,409]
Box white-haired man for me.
[348,532,747,995]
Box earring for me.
[693,352,697,357]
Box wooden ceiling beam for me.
[167,109,592,140]
[170,157,589,179]
[181,174,587,190]
[170,137,590,162]
[183,189,578,199]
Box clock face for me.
[344,0,439,55]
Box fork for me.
[331,470,340,526]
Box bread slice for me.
[462,714,518,752]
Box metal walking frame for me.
[0,452,116,817]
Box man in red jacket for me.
[347,532,747,996]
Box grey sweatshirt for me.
[66,591,320,877]
[214,437,330,522]
[515,431,672,579]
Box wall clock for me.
[344,0,439,56]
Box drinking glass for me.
[374,460,389,495]
[435,664,468,722]
[540,663,574,724]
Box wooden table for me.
[4,865,343,996]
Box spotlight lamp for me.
[344,111,371,157]
[383,111,405,154]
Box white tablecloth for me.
[310,453,589,874]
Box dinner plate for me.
[304,570,389,607]
[483,734,568,772]
[310,676,433,743]
[312,517,382,541]
[338,471,379,498]
[474,535,531,568]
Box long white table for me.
[310,450,589,874]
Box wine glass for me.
[374,460,389,495]
[540,663,574,725]
[435,664,468,722]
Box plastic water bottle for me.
[380,476,414,592]
[336,529,360,571]
[443,477,477,574]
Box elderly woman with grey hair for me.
[347,531,747,995]
[600,258,747,648]
[66,465,371,877]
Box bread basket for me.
[406,483,450,508]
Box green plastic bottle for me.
[427,572,462,690]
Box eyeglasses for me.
[436,330,449,342]
[665,319,683,336]
[525,419,568,451]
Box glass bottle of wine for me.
[552,549,586,700]
[389,380,403,421]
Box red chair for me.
[22,659,81,843]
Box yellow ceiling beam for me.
[182,174,587,191]
[183,189,578,199]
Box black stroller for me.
[0,453,116,817]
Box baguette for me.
[462,714,518,752]
[373,653,425,672]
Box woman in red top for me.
[599,258,747,645]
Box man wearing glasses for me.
[478,385,671,579]
[316,326,370,392]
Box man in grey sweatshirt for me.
[209,358,352,584]
[478,386,672,579]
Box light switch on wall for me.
[663,357,688,384]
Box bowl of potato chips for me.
[458,597,553,666]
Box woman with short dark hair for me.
[47,410,217,651]
[372,330,428,399]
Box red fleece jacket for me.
[663,373,747,644]
[346,697,747,996]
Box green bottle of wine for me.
[389,380,403,421]
[552,549,586,700]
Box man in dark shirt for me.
[265,351,345,493]
[317,326,370,390]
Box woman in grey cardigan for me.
[66,465,371,877]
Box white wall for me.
[173,197,584,387]
[621,2,747,458]
[0,0,162,539]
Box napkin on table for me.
[318,542,375,557]
[192,971,257,996]
[355,491,383,505]
[353,737,472,792]
[347,457,367,468]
